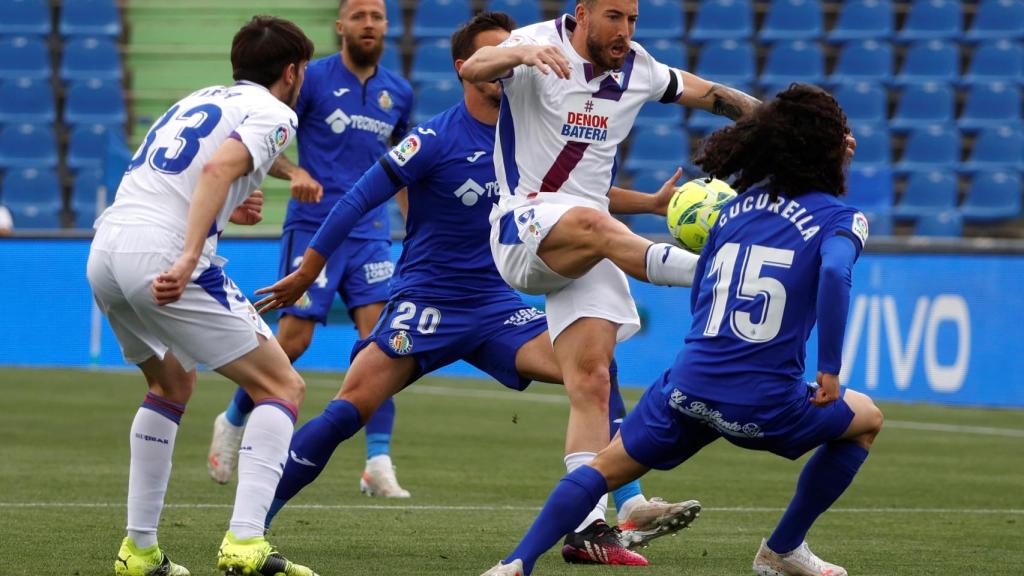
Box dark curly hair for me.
[694,83,849,199]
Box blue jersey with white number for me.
[380,102,509,298]
[671,189,867,405]
[283,54,413,239]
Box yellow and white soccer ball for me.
[666,177,737,253]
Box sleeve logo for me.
[852,211,869,246]
[265,124,289,155]
[388,134,421,166]
[500,35,526,48]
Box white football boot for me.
[207,412,244,484]
[359,454,411,498]
[480,559,524,576]
[616,497,702,549]
[752,539,848,576]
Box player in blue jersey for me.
[480,85,886,576]
[254,12,701,566]
[207,0,416,498]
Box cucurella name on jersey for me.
[716,191,822,241]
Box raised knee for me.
[854,400,884,449]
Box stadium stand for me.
[893,169,959,220]
[59,0,122,37]
[0,123,58,170]
[828,0,894,43]
[964,0,1024,42]
[632,0,686,41]
[412,0,473,39]
[897,0,963,43]
[829,39,893,86]
[0,78,55,125]
[0,35,51,81]
[60,36,123,83]
[0,0,51,36]
[688,0,755,42]
[894,40,959,86]
[487,0,544,25]
[758,0,823,42]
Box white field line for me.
[305,378,1024,439]
[1,502,1022,515]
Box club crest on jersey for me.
[389,330,413,354]
[562,100,609,142]
[378,90,393,111]
[389,134,420,166]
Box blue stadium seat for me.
[961,126,1024,173]
[103,128,132,195]
[633,0,685,41]
[0,78,55,125]
[914,209,963,236]
[630,166,681,194]
[645,39,685,68]
[964,0,1024,42]
[897,0,963,43]
[410,40,453,83]
[889,82,955,132]
[71,169,110,228]
[0,0,51,36]
[625,125,689,172]
[894,40,959,86]
[688,0,754,43]
[829,40,893,85]
[412,0,473,39]
[694,39,755,86]
[64,79,126,126]
[1,168,63,229]
[759,40,825,92]
[385,0,404,39]
[59,0,121,37]
[893,169,958,219]
[961,170,1022,221]
[380,42,402,75]
[636,100,685,128]
[628,213,669,235]
[0,123,57,169]
[845,165,895,214]
[958,82,1022,132]
[412,79,462,125]
[834,82,887,125]
[0,36,51,81]
[850,123,891,166]
[487,0,543,26]
[61,37,122,83]
[961,40,1024,87]
[828,0,894,42]
[895,124,960,173]
[67,123,121,172]
[759,0,823,42]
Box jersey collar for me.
[233,80,270,92]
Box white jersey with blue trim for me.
[97,81,296,256]
[494,15,683,213]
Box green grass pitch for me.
[1,368,1022,575]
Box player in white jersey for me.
[87,16,319,576]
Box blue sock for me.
[607,360,642,511]
[266,399,364,528]
[767,441,869,554]
[505,466,608,574]
[225,386,255,427]
[364,396,395,459]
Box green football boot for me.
[217,531,318,576]
[114,537,190,576]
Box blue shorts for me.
[620,371,856,469]
[278,229,393,325]
[351,292,548,390]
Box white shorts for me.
[489,203,641,343]
[87,224,272,371]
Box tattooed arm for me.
[674,70,761,120]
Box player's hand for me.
[291,168,324,203]
[811,371,841,407]
[844,131,857,161]
[151,256,197,306]
[650,167,684,216]
[519,45,572,79]
[253,270,316,313]
[229,189,264,226]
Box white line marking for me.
[307,378,1024,439]
[1,502,1022,515]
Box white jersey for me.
[96,81,296,257]
[494,15,684,212]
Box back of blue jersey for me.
[672,188,866,405]
[283,54,413,239]
[380,102,510,299]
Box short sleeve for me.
[380,126,442,186]
[232,105,298,169]
[496,32,539,86]
[829,208,869,258]
[638,46,683,104]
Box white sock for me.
[126,405,181,549]
[645,242,699,287]
[565,452,608,532]
[616,494,648,524]
[230,404,294,539]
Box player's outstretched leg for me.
[360,396,410,498]
[752,390,883,576]
[207,386,253,484]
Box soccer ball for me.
[666,177,737,253]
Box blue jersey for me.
[671,189,868,405]
[380,102,509,299]
[283,54,413,239]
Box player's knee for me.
[855,398,884,450]
[278,333,311,362]
[565,359,612,408]
[284,369,306,406]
